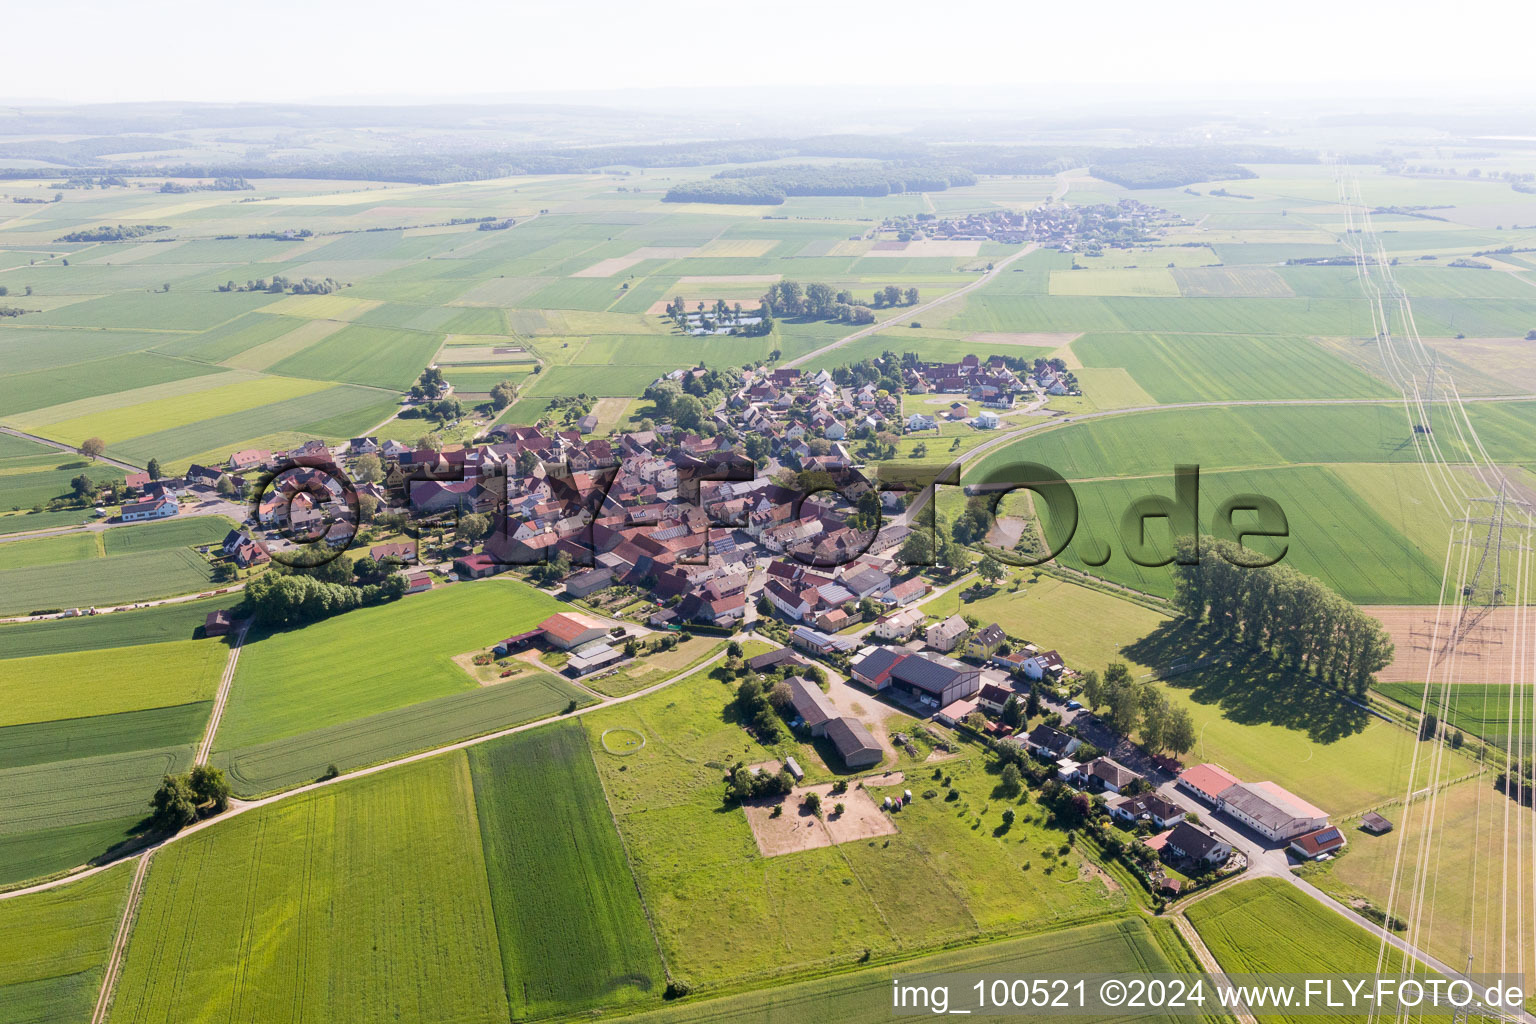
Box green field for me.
[214,671,592,795]
[0,546,214,615]
[619,918,1193,1024]
[468,723,664,1018]
[0,639,224,726]
[1374,682,1526,748]
[268,322,445,390]
[216,579,566,749]
[1187,879,1421,1024]
[0,596,230,659]
[0,863,131,1023]
[111,755,512,1024]
[0,745,193,886]
[0,703,211,771]
[1072,332,1395,403]
[1028,465,1444,605]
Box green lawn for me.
[111,754,511,1024]
[0,862,132,1023]
[468,723,664,1018]
[217,578,565,749]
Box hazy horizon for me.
[6,0,1535,106]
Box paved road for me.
[0,497,245,545]
[0,424,141,472]
[781,245,1038,370]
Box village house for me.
[1071,756,1142,794]
[1164,821,1232,869]
[1023,723,1081,760]
[925,614,969,653]
[1020,649,1065,681]
[975,682,1015,715]
[1109,793,1187,830]
[872,606,924,641]
[964,622,1006,661]
[120,493,178,522]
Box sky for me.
[6,0,1536,105]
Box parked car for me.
[1065,700,1083,711]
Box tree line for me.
[760,280,917,323]
[54,223,169,242]
[1078,662,1197,756]
[218,274,344,295]
[1172,536,1394,696]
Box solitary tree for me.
[149,774,199,832]
[80,437,104,460]
[999,762,1023,797]
[146,457,161,481]
[977,554,1005,586]
[189,764,231,813]
[353,453,383,484]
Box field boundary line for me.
[0,644,734,903]
[781,244,1037,369]
[196,620,249,765]
[89,850,153,1024]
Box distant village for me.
[877,198,1185,252]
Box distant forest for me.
[664,163,979,204]
[0,131,1313,190]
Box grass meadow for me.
[582,665,1126,992]
[1303,777,1536,990]
[618,918,1194,1024]
[217,578,565,749]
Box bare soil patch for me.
[572,246,697,278]
[743,782,896,857]
[1364,605,1534,685]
